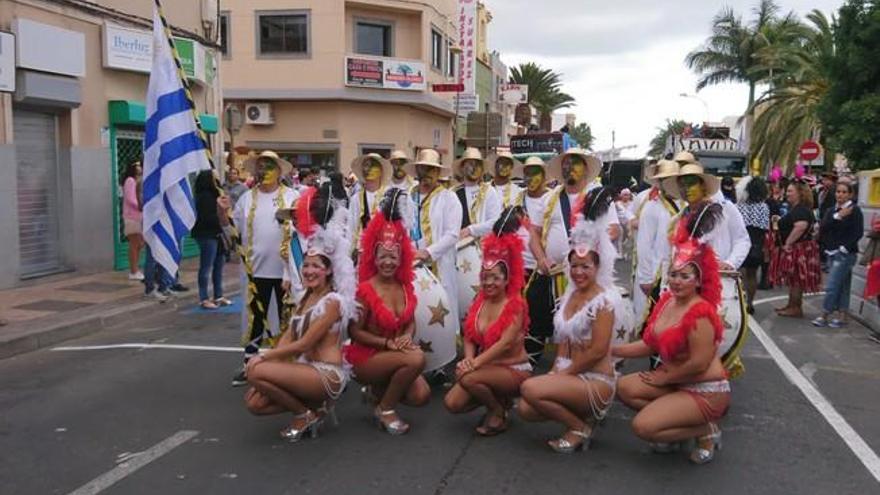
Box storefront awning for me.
[108,100,218,133]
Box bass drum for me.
[413,265,457,372]
[608,286,637,366]
[455,237,482,318]
[719,272,748,375]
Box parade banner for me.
[457,0,477,95]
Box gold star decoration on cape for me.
[428,299,450,327]
[418,339,434,353]
[417,278,432,292]
[459,259,472,273]
[616,328,627,340]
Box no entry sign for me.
[799,140,822,161]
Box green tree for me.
[568,123,595,150]
[509,62,576,131]
[685,0,798,109]
[648,119,689,158]
[817,0,880,171]
[749,10,833,168]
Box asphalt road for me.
[1,289,879,495]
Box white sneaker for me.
[145,290,168,303]
[128,271,145,281]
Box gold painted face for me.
[417,165,440,186]
[363,160,383,182]
[678,175,705,204]
[259,161,280,186]
[563,156,586,183]
[495,159,513,178]
[525,167,545,192]
[463,159,483,181]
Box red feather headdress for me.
[670,202,722,307]
[358,189,415,286]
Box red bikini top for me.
[463,294,529,351]
[642,292,723,362]
[357,281,416,338]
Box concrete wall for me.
[69,147,113,270]
[0,145,21,288]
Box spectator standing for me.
[121,161,144,281]
[813,182,863,328]
[721,176,737,203]
[770,181,820,318]
[736,177,770,314]
[224,167,249,207]
[193,170,232,309]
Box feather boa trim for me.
[463,294,529,351]
[356,281,416,338]
[672,218,722,308]
[642,292,723,362]
[295,186,318,238]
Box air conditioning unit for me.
[245,103,274,125]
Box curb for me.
[0,282,240,361]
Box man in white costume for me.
[389,149,416,192]
[488,150,524,208]
[348,153,391,251]
[453,147,503,240]
[547,148,621,241]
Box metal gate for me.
[14,109,61,278]
[112,129,145,270]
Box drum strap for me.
[455,186,470,229]
[501,182,513,207]
[541,187,562,247]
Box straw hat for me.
[350,153,391,185]
[452,147,486,178]
[521,155,560,183]
[487,150,524,177]
[548,148,602,184]
[389,149,410,164]
[661,161,721,199]
[648,159,680,186]
[404,148,448,178]
[673,151,698,165]
[243,150,293,176]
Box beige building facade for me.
[0,0,223,288]
[220,0,459,173]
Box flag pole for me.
[152,0,271,345]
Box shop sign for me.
[511,133,565,154]
[498,84,528,104]
[345,56,425,91]
[103,23,208,84]
[453,94,479,114]
[14,18,85,77]
[457,0,477,95]
[0,32,14,93]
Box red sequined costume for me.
[343,192,417,367]
[642,215,731,422]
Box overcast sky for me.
[484,0,845,157]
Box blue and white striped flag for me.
[142,6,211,276]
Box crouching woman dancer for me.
[245,177,357,442]
[444,207,531,436]
[614,204,731,464]
[518,197,619,453]
[344,189,430,435]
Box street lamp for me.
[449,44,463,159]
[679,92,710,123]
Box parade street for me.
[2,288,878,495]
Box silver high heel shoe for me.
[689,423,722,464]
[548,427,592,454]
[279,410,323,442]
[374,407,410,436]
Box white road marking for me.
[749,316,880,483]
[52,343,242,353]
[67,430,198,495]
[752,292,825,306]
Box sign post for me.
[799,140,822,162]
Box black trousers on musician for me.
[524,270,558,366]
[243,277,285,362]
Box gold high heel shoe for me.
[690,423,722,464]
[279,410,323,442]
[374,407,410,436]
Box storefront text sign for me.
[103,23,209,84]
[457,0,477,96]
[345,56,426,91]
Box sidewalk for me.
[0,260,240,360]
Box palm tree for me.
[509,62,576,131]
[685,0,792,109]
[568,122,595,150]
[647,119,689,158]
[749,10,833,168]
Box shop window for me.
[431,29,443,70]
[219,12,230,57]
[257,10,310,56]
[285,151,338,175]
[355,20,392,57]
[359,146,392,158]
[447,41,458,78]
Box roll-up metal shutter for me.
[14,109,61,277]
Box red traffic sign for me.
[432,83,465,92]
[799,140,822,161]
